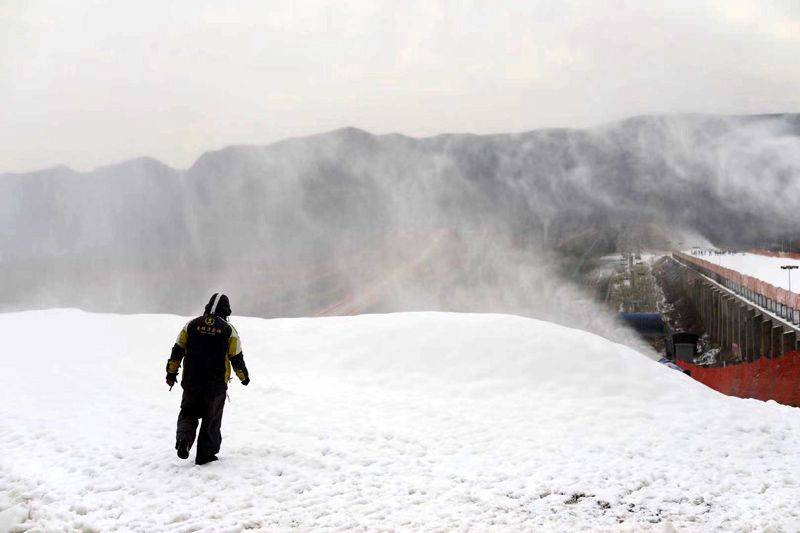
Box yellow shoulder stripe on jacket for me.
[227,324,241,357]
[175,322,190,349]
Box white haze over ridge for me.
[2,114,799,359]
[2,0,799,172]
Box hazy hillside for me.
[2,114,799,320]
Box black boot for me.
[195,454,218,465]
[176,439,189,460]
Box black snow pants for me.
[176,388,226,459]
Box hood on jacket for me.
[204,293,231,318]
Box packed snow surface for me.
[2,310,800,532]
[690,250,800,294]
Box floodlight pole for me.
[780,265,798,293]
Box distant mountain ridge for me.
[2,113,799,317]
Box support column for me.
[761,319,773,359]
[771,324,783,358]
[711,290,718,344]
[714,289,723,344]
[734,303,742,360]
[730,298,737,355]
[719,294,726,351]
[699,283,705,326]
[751,312,762,360]
[697,281,708,331]
[782,330,796,356]
[708,288,713,340]
[722,296,733,354]
[740,306,751,361]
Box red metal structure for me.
[673,251,800,407]
[677,352,800,407]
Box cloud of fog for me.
[6,114,800,360]
[712,117,800,221]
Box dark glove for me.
[241,377,250,386]
[166,372,177,387]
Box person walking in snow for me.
[165,293,250,465]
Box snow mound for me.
[1,309,799,531]
[249,311,686,396]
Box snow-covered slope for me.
[705,251,800,294]
[1,310,799,531]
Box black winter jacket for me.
[166,314,249,393]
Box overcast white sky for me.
[2,0,799,172]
